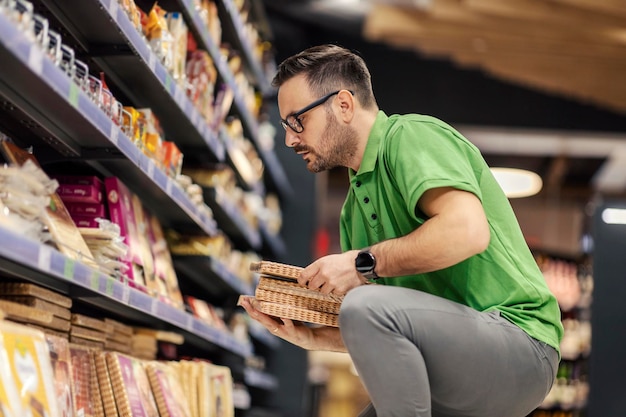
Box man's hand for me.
[238,295,314,348]
[298,250,368,296]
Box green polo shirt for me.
[340,111,563,354]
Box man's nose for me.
[284,129,299,148]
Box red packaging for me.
[65,203,107,217]
[104,177,144,285]
[58,184,103,204]
[53,175,103,189]
[161,141,183,178]
[71,215,102,228]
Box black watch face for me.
[356,251,375,272]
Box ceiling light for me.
[490,167,543,198]
[601,208,626,225]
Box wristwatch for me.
[355,248,379,280]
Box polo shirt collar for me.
[354,110,388,176]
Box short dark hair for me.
[272,44,377,110]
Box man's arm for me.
[373,186,490,277]
[299,187,490,294]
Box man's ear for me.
[337,90,354,121]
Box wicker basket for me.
[249,261,342,327]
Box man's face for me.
[278,76,358,173]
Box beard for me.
[298,110,359,173]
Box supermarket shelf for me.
[0,12,217,236]
[221,128,266,195]
[41,0,224,156]
[173,255,255,299]
[203,187,262,250]
[244,367,279,391]
[0,226,252,357]
[219,0,274,96]
[259,221,286,260]
[176,0,292,199]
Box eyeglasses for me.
[280,90,351,133]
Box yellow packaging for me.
[0,321,59,417]
[0,323,23,417]
[123,106,146,146]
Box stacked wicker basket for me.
[246,261,343,327]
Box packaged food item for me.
[105,352,157,417]
[0,322,24,417]
[104,177,144,286]
[93,350,117,417]
[0,282,72,309]
[146,361,192,417]
[69,344,96,417]
[137,109,164,164]
[161,141,183,179]
[143,4,174,70]
[165,12,188,86]
[209,363,234,417]
[45,334,75,417]
[146,213,183,309]
[0,321,60,417]
[0,299,53,327]
[185,49,217,123]
[122,106,147,146]
[0,141,98,269]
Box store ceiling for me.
[259,0,626,201]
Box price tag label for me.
[147,159,155,180]
[64,259,75,280]
[108,0,118,19]
[109,123,119,146]
[148,52,156,73]
[174,85,185,108]
[191,108,200,128]
[105,278,114,296]
[68,82,80,108]
[166,178,173,195]
[150,299,158,315]
[90,270,99,290]
[37,245,51,272]
[121,284,130,304]
[28,46,44,76]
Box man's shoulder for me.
[388,113,451,128]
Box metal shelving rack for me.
[0,0,286,413]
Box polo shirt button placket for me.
[371,213,377,220]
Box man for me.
[240,44,562,417]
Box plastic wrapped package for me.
[0,320,60,417]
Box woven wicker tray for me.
[255,288,341,315]
[257,276,344,303]
[257,301,339,327]
[250,261,302,281]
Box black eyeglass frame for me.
[280,89,353,133]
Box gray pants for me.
[339,285,559,417]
